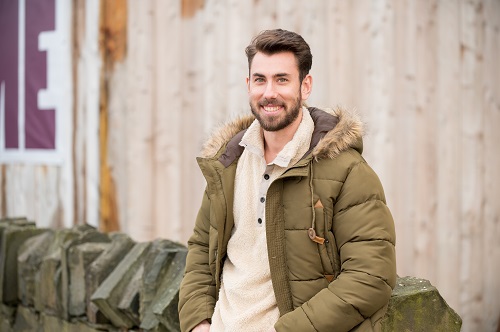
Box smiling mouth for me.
[262,105,283,113]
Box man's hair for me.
[245,29,312,82]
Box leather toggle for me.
[308,228,325,244]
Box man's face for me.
[247,51,312,132]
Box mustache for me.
[259,98,284,106]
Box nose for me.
[263,82,278,100]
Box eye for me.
[277,77,288,83]
[254,77,265,83]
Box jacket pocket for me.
[314,205,335,279]
[323,208,341,279]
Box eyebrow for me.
[252,72,290,78]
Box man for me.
[179,29,396,332]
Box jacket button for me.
[260,197,265,203]
[258,218,262,224]
[264,174,270,180]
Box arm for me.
[179,190,217,332]
[276,160,397,331]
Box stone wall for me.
[0,218,462,331]
[1,218,185,331]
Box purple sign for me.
[0,0,56,151]
[0,0,19,148]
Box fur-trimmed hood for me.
[200,107,364,166]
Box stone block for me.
[17,231,55,306]
[91,242,151,328]
[35,229,81,316]
[0,303,15,332]
[85,233,135,324]
[0,318,13,332]
[150,249,187,332]
[0,217,33,228]
[0,223,47,304]
[40,313,109,332]
[68,242,110,317]
[117,263,143,326]
[381,276,462,332]
[60,227,110,320]
[140,239,187,330]
[12,306,39,332]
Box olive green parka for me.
[179,107,397,332]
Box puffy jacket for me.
[179,107,397,332]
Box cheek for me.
[248,87,264,99]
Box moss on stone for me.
[381,276,462,332]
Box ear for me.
[246,76,250,92]
[301,74,313,100]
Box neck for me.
[263,110,303,164]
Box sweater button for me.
[258,218,262,224]
[260,197,265,203]
[264,174,270,180]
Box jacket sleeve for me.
[275,159,397,332]
[178,190,217,332]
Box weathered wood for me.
[482,1,500,330]
[124,1,155,242]
[459,1,487,331]
[435,0,461,314]
[152,0,183,243]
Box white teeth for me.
[263,106,280,112]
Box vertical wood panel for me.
[252,1,277,33]
[84,0,101,228]
[152,0,183,241]
[180,4,207,243]
[200,0,229,132]
[301,1,328,106]
[392,0,417,278]
[482,1,500,330]
[326,1,354,107]
[125,0,154,241]
[366,0,397,209]
[435,0,462,313]
[34,166,62,227]
[414,0,439,285]
[460,0,486,330]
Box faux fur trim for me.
[200,107,364,160]
[201,115,254,158]
[311,107,364,160]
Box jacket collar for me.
[200,107,364,167]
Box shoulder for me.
[308,107,365,161]
[200,115,254,159]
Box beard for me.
[250,95,302,132]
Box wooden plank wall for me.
[0,0,498,331]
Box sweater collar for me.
[238,107,314,168]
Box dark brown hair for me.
[245,29,312,82]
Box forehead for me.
[250,51,299,76]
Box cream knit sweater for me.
[210,108,314,332]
